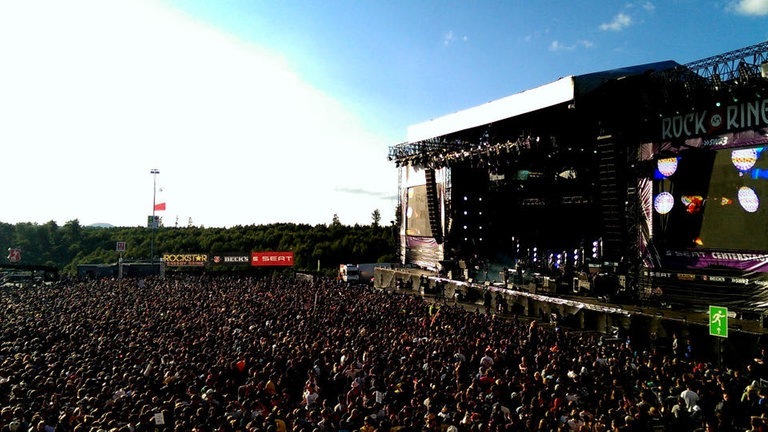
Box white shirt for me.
[680,388,699,412]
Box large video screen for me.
[653,145,768,252]
[405,185,432,237]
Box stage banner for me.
[659,97,768,142]
[162,253,208,267]
[210,254,251,266]
[251,251,294,267]
[660,251,768,273]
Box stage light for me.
[654,192,675,214]
[657,157,679,177]
[738,186,760,212]
[732,148,759,172]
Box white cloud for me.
[443,30,468,46]
[599,12,633,31]
[549,40,572,51]
[444,30,456,46]
[731,0,768,15]
[628,1,655,12]
[549,40,564,51]
[549,40,594,52]
[0,0,396,227]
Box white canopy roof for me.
[406,76,575,143]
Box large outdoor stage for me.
[389,41,768,321]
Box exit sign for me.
[709,306,728,338]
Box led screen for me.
[653,145,768,252]
[405,185,432,237]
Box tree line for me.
[0,216,399,276]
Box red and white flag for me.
[154,202,166,211]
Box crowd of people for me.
[1,274,768,432]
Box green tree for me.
[1,219,401,276]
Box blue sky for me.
[0,0,766,228]
[175,0,768,133]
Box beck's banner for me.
[210,254,251,266]
[163,253,208,267]
[251,251,294,267]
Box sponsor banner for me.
[644,270,751,285]
[659,250,768,273]
[210,254,251,266]
[657,128,768,156]
[251,251,294,267]
[163,253,208,267]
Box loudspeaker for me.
[425,168,443,243]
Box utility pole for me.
[150,168,160,274]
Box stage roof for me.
[405,60,680,143]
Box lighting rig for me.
[652,40,768,115]
[388,134,544,170]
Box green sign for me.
[709,306,728,338]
